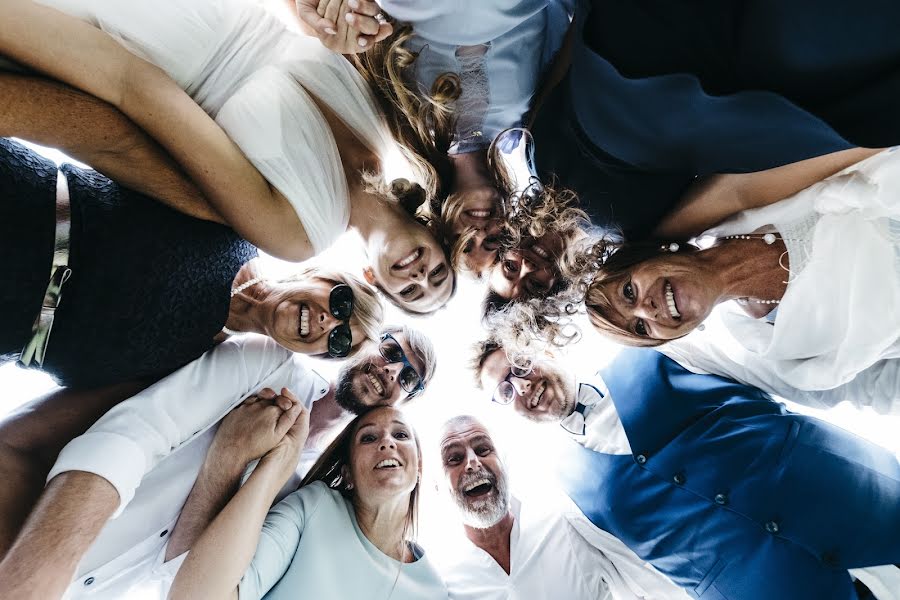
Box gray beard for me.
[453,468,509,529]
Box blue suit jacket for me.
[532,0,900,238]
[560,349,900,600]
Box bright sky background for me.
[4,94,900,599]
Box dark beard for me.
[334,363,368,415]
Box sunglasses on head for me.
[327,284,355,358]
[379,333,425,398]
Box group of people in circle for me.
[1,0,898,599]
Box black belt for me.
[19,170,72,368]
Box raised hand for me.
[294,0,393,53]
[208,388,305,470]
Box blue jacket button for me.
[714,493,728,505]
[765,521,780,534]
[673,473,686,485]
[636,454,647,465]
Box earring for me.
[660,242,680,253]
[345,483,354,491]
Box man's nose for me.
[510,376,531,396]
[383,360,403,381]
[464,448,481,472]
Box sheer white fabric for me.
[703,147,900,393]
[33,0,402,253]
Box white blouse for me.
[701,147,900,401]
[32,0,405,253]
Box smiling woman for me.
[169,406,448,599]
[586,148,900,400]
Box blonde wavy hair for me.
[277,266,385,357]
[352,22,460,208]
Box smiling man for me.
[437,415,686,600]
[0,324,436,600]
[471,340,900,600]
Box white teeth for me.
[395,248,420,268]
[299,305,310,337]
[530,382,545,409]
[467,209,491,218]
[376,459,401,469]
[464,478,491,492]
[367,373,384,395]
[665,283,681,319]
[532,246,549,259]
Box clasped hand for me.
[208,387,310,473]
[294,0,392,53]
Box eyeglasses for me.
[326,284,355,358]
[491,359,534,405]
[379,333,425,398]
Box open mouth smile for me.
[527,381,546,409]
[392,248,422,270]
[299,304,310,337]
[375,458,402,470]
[364,365,386,396]
[463,478,494,498]
[665,281,681,320]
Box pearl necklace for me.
[222,277,264,336]
[721,233,788,306]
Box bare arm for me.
[653,147,883,239]
[0,0,313,261]
[165,390,299,560]
[0,73,223,223]
[169,393,309,600]
[0,471,119,600]
[0,380,149,557]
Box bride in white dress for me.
[0,0,455,314]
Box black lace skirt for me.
[0,138,57,362]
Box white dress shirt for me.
[440,495,687,600]
[50,335,329,599]
[577,377,632,455]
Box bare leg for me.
[0,380,149,556]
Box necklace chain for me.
[222,277,265,336]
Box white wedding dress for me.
[22,0,404,253]
[698,147,900,403]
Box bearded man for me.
[436,415,687,600]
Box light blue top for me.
[238,482,448,600]
[379,0,574,153]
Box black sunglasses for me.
[379,333,425,397]
[327,284,355,358]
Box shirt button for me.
[160,529,169,537]
[673,473,686,485]
[84,577,95,586]
[635,454,647,465]
[714,493,728,505]
[320,388,326,394]
[765,521,780,534]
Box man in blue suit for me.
[472,341,900,599]
[529,0,900,239]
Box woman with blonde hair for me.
[0,0,455,315]
[170,405,447,599]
